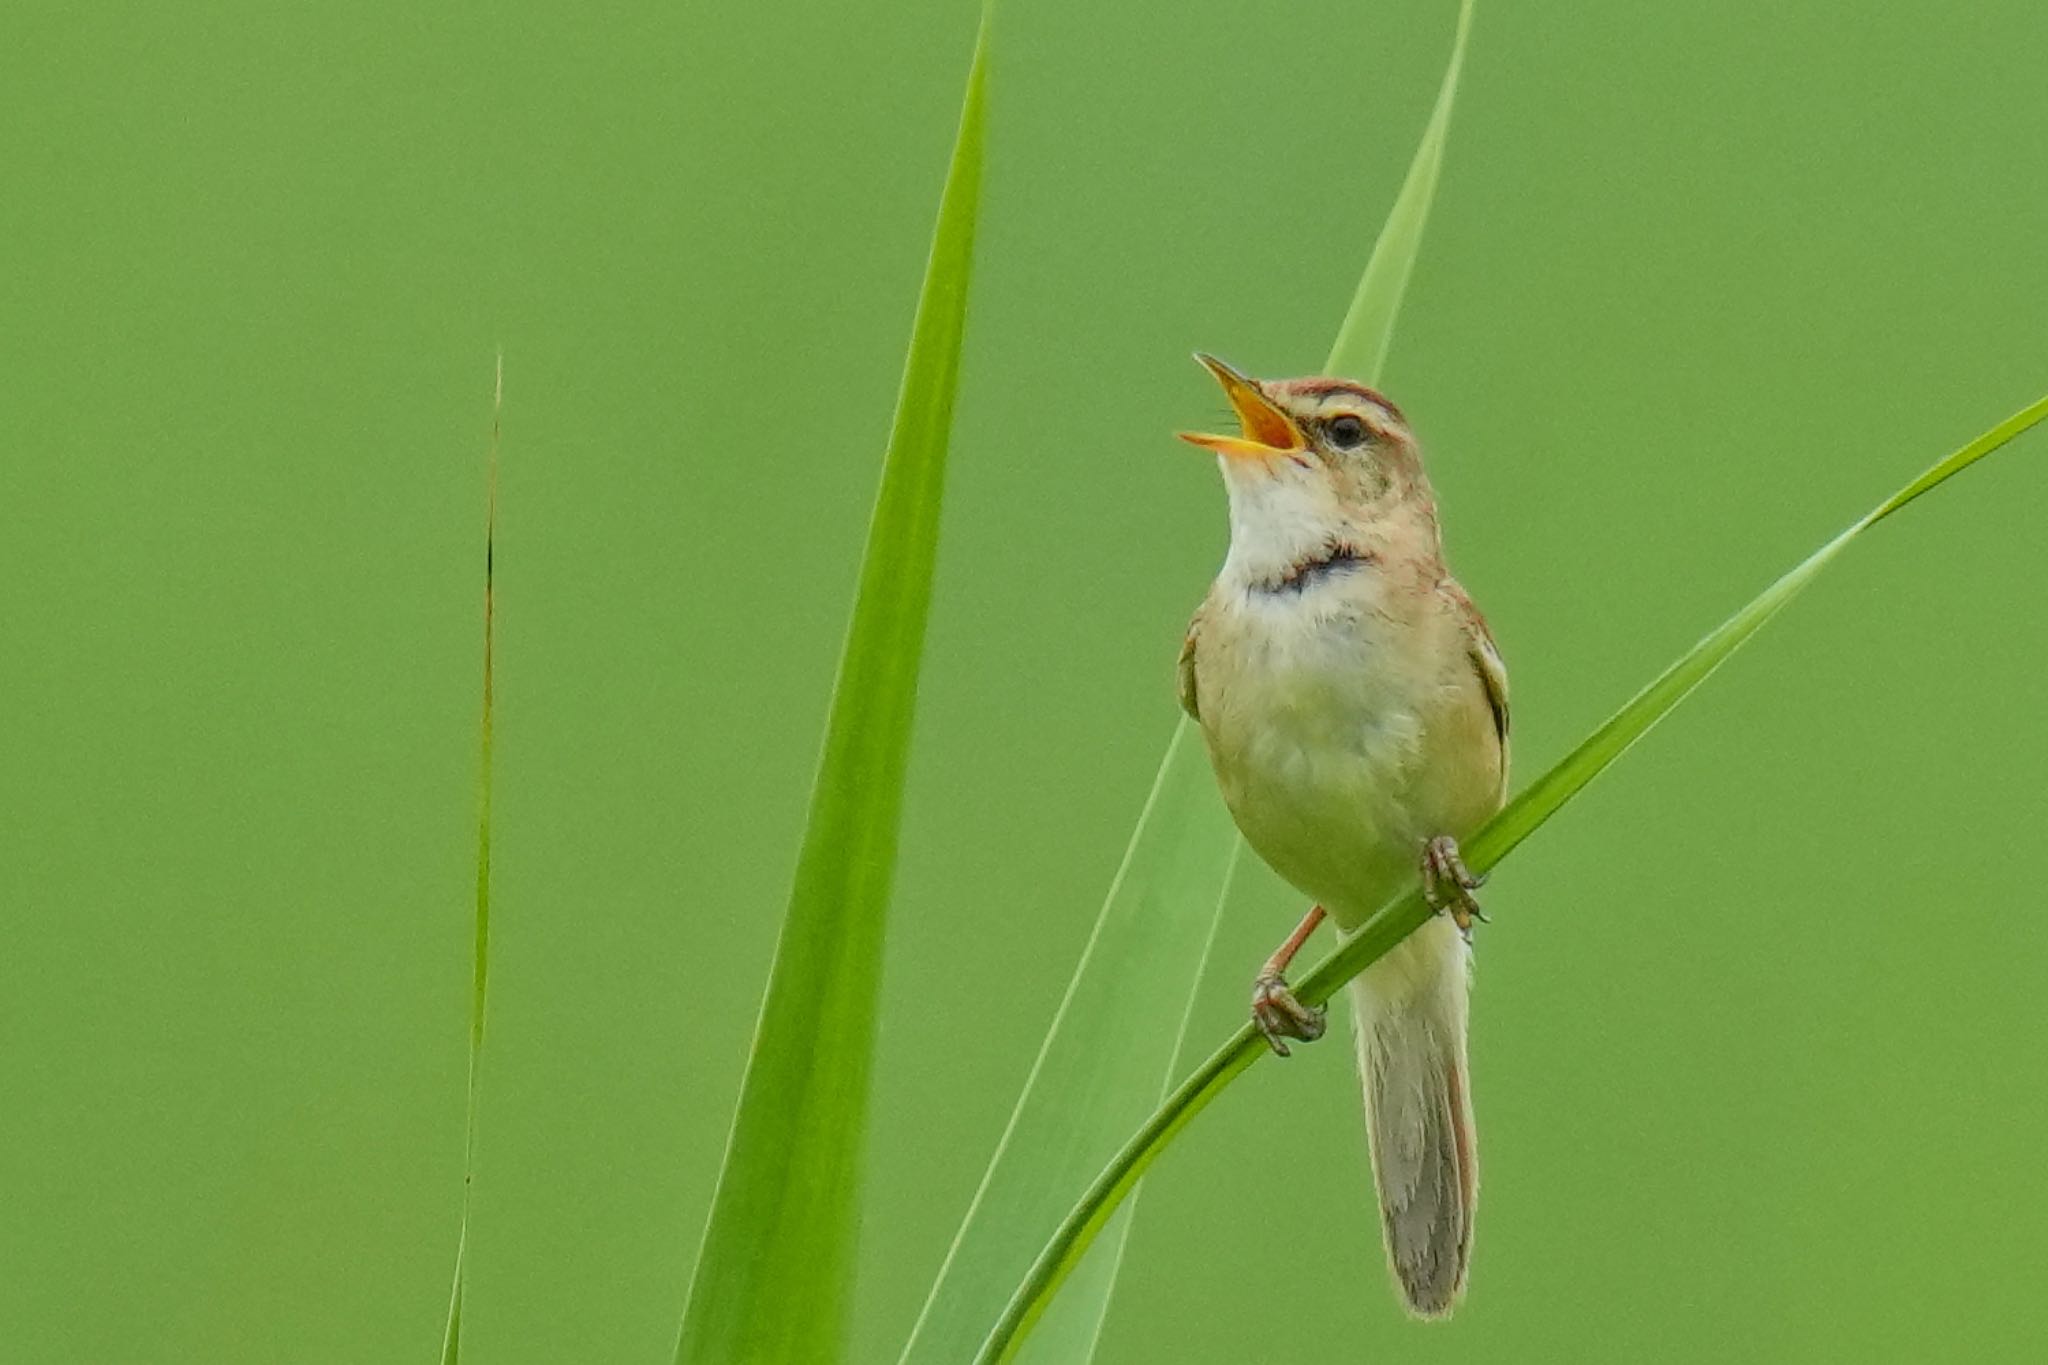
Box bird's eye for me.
[1325,413,1369,449]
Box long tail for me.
[1347,914,1477,1318]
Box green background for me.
[6,1,2046,1361]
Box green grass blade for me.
[974,392,2048,1363]
[1325,0,1474,382]
[897,731,1239,1365]
[903,7,1475,1361]
[672,23,989,1365]
[439,1234,465,1365]
[441,350,501,1365]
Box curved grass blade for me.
[901,5,1477,1361]
[974,392,2048,1363]
[671,22,989,1365]
[441,350,502,1364]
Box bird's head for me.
[1179,353,1431,589]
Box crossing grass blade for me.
[440,350,502,1365]
[671,20,989,1365]
[900,5,1477,1362]
[972,390,2048,1364]
[897,732,1240,1365]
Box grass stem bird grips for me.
[1177,354,1506,1317]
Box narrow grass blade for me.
[897,731,1239,1365]
[1325,0,1474,382]
[903,6,1476,1361]
[672,24,989,1365]
[440,350,502,1365]
[974,393,2048,1363]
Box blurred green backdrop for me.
[5,1,2046,1361]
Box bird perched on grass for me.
[1176,354,1507,1318]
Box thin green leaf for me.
[975,393,2048,1363]
[902,5,1476,1360]
[672,22,989,1365]
[441,349,501,1365]
[898,731,1239,1365]
[1325,0,1474,382]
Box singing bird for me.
[1176,354,1507,1318]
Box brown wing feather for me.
[1176,609,1203,722]
[1439,579,1509,792]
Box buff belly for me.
[1196,593,1497,937]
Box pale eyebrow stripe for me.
[1289,378,1406,424]
[1310,398,1399,436]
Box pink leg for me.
[1251,904,1328,1057]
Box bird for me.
[1174,353,1508,1319]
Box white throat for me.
[1217,457,1353,593]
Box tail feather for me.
[1348,917,1477,1318]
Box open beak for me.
[1177,353,1305,460]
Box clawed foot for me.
[1421,834,1488,942]
[1251,972,1326,1057]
